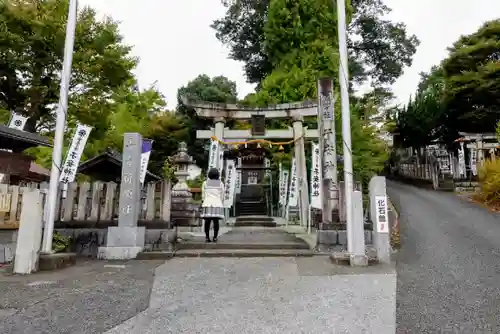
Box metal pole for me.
[336,0,354,253]
[41,0,78,253]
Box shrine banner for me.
[265,158,271,180]
[59,124,92,183]
[235,157,242,194]
[470,149,477,176]
[288,158,298,207]
[207,139,218,172]
[279,163,290,206]
[8,113,28,131]
[223,159,236,208]
[310,142,322,209]
[139,139,153,184]
[458,142,466,177]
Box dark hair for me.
[207,168,220,180]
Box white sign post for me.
[374,195,389,233]
[310,142,322,209]
[59,124,92,184]
[223,159,236,208]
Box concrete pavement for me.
[0,257,396,333]
[106,257,396,333]
[388,180,500,333]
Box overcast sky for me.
[80,0,500,109]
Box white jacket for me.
[201,179,225,208]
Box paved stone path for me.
[0,257,395,333]
[105,257,395,333]
[388,181,500,333]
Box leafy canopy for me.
[212,0,419,86]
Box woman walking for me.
[201,168,225,242]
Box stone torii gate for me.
[185,98,319,226]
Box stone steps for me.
[137,249,314,259]
[234,216,276,227]
[176,241,309,250]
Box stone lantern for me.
[170,142,199,228]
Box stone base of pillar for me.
[98,226,145,260]
[350,254,368,267]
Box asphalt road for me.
[388,181,500,333]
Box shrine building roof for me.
[0,124,51,152]
[77,150,162,183]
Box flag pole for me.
[41,0,78,253]
[335,0,355,253]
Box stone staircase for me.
[138,217,313,258]
[234,216,276,227]
[235,201,267,216]
[235,184,268,216]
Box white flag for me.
[207,140,218,172]
[139,139,153,184]
[288,158,298,207]
[265,158,271,180]
[470,149,477,176]
[235,157,242,194]
[279,168,289,206]
[458,142,466,177]
[59,124,92,183]
[223,159,236,208]
[8,113,28,131]
[310,142,322,209]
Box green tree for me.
[244,0,388,185]
[0,0,136,132]
[442,19,500,134]
[176,74,239,170]
[148,113,190,175]
[212,0,419,85]
[397,19,500,148]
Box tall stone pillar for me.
[214,117,225,172]
[98,133,145,259]
[317,78,339,226]
[292,115,309,227]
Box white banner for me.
[59,124,92,184]
[458,142,466,177]
[288,158,298,207]
[265,158,271,180]
[310,142,322,209]
[223,159,236,208]
[470,149,477,176]
[139,139,153,184]
[375,195,389,233]
[8,113,28,131]
[235,157,242,194]
[279,167,289,206]
[218,144,224,174]
[207,140,218,172]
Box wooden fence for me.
[0,181,171,229]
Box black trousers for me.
[204,218,220,239]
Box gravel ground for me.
[388,181,500,333]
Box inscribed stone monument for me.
[98,133,146,259]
